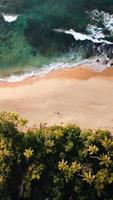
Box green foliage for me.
[0,112,113,200]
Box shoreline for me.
[0,65,113,132]
[0,65,113,87]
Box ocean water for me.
[0,0,113,82]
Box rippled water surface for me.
[0,0,113,81]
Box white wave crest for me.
[89,9,113,34]
[55,29,112,44]
[0,62,78,82]
[2,13,18,23]
[87,25,104,39]
[0,56,109,83]
[55,9,113,45]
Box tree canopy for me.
[0,112,113,200]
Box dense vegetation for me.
[0,112,113,200]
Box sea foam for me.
[89,10,113,34]
[2,13,18,23]
[0,57,109,83]
[55,29,112,44]
[1,9,113,82]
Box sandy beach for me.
[0,65,113,132]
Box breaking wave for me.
[55,29,112,44]
[2,13,18,23]
[0,9,113,82]
[89,9,113,34]
[0,56,111,82]
[55,9,113,45]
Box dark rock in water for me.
[110,63,113,66]
[96,58,100,63]
[103,59,109,65]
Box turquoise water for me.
[0,0,113,81]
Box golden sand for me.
[0,66,113,132]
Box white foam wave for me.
[0,57,109,83]
[65,29,112,44]
[2,13,18,23]
[55,28,112,44]
[103,12,113,34]
[89,9,113,34]
[87,25,105,39]
[0,62,77,82]
[55,9,113,45]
